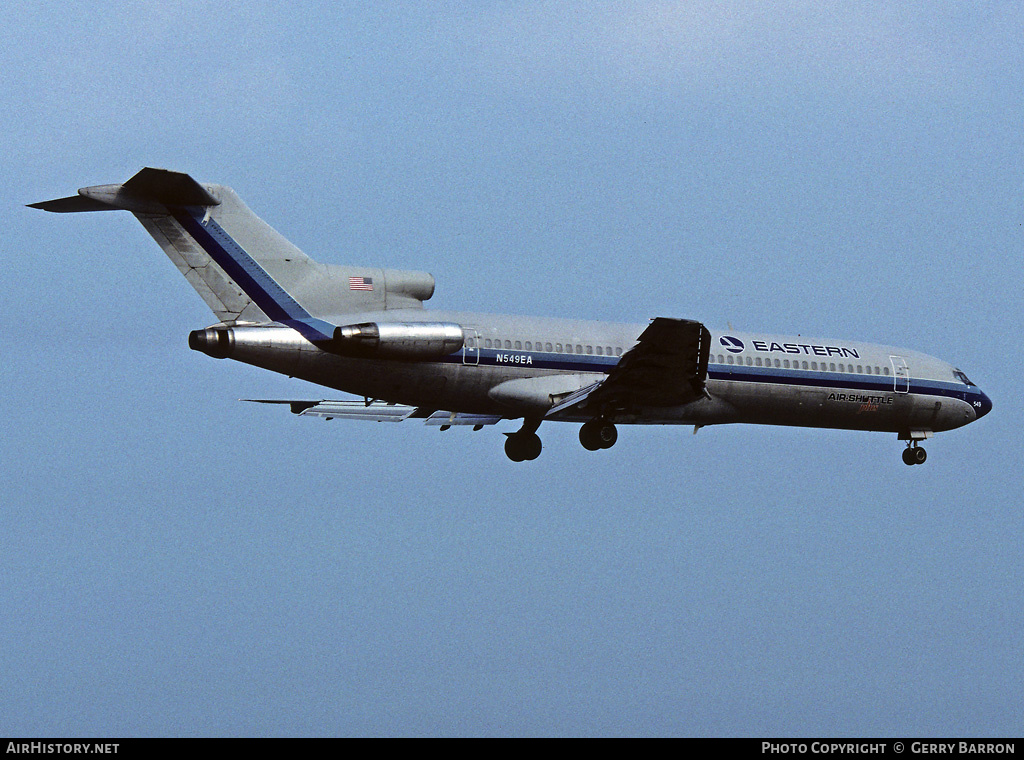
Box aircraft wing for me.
[550,317,710,415]
[245,400,503,427]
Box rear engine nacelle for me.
[188,324,311,362]
[332,321,465,360]
[188,326,234,359]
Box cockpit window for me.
[953,369,975,386]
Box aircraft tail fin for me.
[30,167,436,325]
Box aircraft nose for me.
[975,390,993,420]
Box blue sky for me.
[2,2,1021,736]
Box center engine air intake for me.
[332,322,465,360]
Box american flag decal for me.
[348,276,374,291]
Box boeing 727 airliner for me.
[31,168,991,464]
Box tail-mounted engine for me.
[331,322,465,360]
[189,321,466,363]
[188,326,234,359]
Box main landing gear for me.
[503,417,620,461]
[579,418,617,451]
[505,418,542,462]
[902,442,927,466]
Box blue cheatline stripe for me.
[706,363,968,399]
[440,349,620,373]
[173,209,336,343]
[446,350,974,404]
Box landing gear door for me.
[462,328,480,366]
[890,355,910,394]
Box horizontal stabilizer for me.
[30,167,220,214]
[28,195,116,213]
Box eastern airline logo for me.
[720,336,744,353]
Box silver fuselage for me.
[220,309,990,436]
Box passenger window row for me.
[483,338,623,356]
[713,354,891,375]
